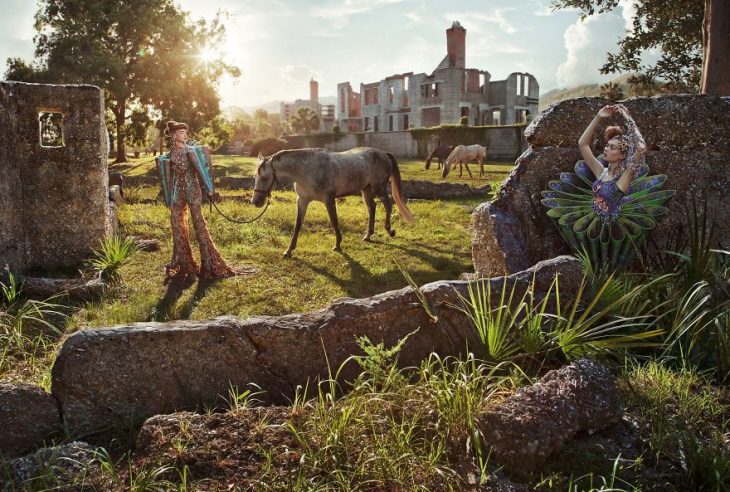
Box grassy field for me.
[69,153,515,331]
[110,154,515,186]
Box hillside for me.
[538,73,640,111]
[223,96,338,119]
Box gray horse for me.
[252,147,414,257]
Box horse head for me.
[441,145,461,178]
[252,153,277,207]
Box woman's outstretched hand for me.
[597,105,616,118]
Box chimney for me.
[310,78,319,102]
[446,21,466,69]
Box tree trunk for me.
[114,101,127,163]
[701,0,730,96]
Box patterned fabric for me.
[591,168,626,221]
[166,146,236,280]
[542,159,675,272]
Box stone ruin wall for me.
[472,95,730,276]
[0,81,111,274]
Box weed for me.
[88,235,139,281]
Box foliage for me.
[454,273,662,369]
[125,108,151,149]
[619,361,730,491]
[289,107,321,135]
[88,235,139,281]
[197,116,234,152]
[551,0,704,91]
[599,81,625,101]
[0,269,65,385]
[5,0,240,162]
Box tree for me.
[599,82,624,101]
[5,0,240,162]
[700,0,730,95]
[289,107,320,135]
[551,0,705,92]
[197,116,233,152]
[126,108,151,154]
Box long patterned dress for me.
[166,145,236,280]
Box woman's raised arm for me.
[579,105,615,178]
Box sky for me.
[0,0,644,109]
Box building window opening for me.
[389,115,394,131]
[461,107,469,118]
[340,90,346,112]
[421,85,427,98]
[39,111,64,147]
[431,83,438,97]
[516,74,524,96]
[364,117,370,132]
[374,116,378,132]
[480,73,486,93]
[389,86,394,104]
[492,110,501,126]
[403,114,409,130]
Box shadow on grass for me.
[295,243,467,299]
[374,240,469,275]
[177,278,222,320]
[150,274,196,321]
[149,275,220,321]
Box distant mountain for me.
[538,74,642,111]
[223,96,338,120]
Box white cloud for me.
[312,0,412,29]
[620,0,638,30]
[555,10,624,87]
[279,65,322,89]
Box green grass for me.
[68,189,485,329]
[110,154,514,187]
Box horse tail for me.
[386,152,414,224]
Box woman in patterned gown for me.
[542,105,674,271]
[160,121,237,281]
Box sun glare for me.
[199,47,218,62]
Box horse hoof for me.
[388,229,396,237]
[283,251,293,258]
[333,245,342,252]
[363,235,372,242]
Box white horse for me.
[442,144,488,178]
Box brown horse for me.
[425,145,455,170]
[252,147,414,257]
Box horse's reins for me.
[208,162,278,225]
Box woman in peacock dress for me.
[542,104,674,271]
[157,120,237,282]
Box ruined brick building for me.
[280,78,336,133]
[337,21,539,132]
